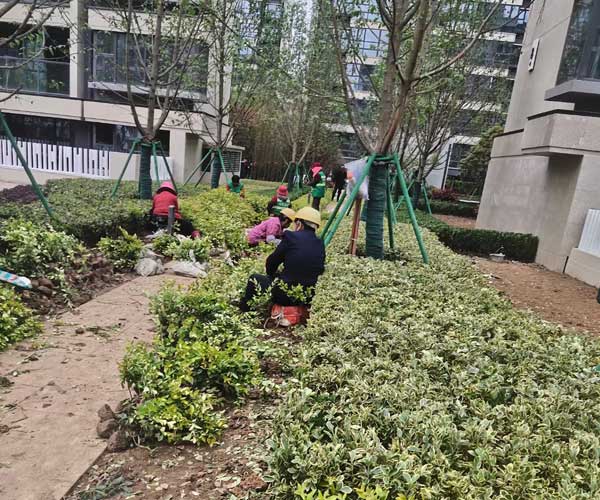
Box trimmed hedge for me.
[417,199,479,218]
[400,210,539,262]
[0,179,208,246]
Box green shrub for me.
[0,179,151,245]
[98,228,143,271]
[400,210,538,262]
[121,279,262,445]
[267,222,600,498]
[0,285,42,351]
[120,342,226,445]
[0,219,85,292]
[181,189,266,257]
[417,199,479,218]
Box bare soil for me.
[474,257,600,336]
[66,400,276,500]
[433,214,477,229]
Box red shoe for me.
[191,230,201,239]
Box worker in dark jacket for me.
[240,206,325,311]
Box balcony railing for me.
[0,56,69,96]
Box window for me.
[346,63,375,92]
[89,31,209,96]
[558,0,600,83]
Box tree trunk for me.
[139,141,153,199]
[365,162,387,259]
[411,179,422,210]
[210,150,221,189]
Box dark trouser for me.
[333,185,344,201]
[311,196,322,210]
[240,274,312,312]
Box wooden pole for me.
[350,198,362,256]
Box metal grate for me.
[221,149,241,173]
[579,209,600,257]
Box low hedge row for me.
[400,210,539,262]
[417,199,479,218]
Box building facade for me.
[0,0,241,186]
[336,1,530,189]
[477,0,600,285]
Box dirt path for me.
[433,214,477,229]
[0,274,192,500]
[474,257,600,336]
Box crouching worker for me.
[267,185,291,215]
[150,181,199,237]
[247,208,295,247]
[226,175,246,198]
[240,207,325,312]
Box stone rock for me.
[114,399,129,414]
[37,286,53,297]
[135,258,164,277]
[97,418,118,439]
[106,429,131,452]
[0,376,12,388]
[140,247,162,261]
[37,278,54,289]
[170,260,208,278]
[97,404,116,422]
[209,247,227,257]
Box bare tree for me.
[327,0,504,258]
[93,0,208,198]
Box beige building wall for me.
[478,0,600,284]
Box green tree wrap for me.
[365,163,386,259]
[139,142,153,200]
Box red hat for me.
[277,185,288,197]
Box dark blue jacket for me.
[266,229,325,287]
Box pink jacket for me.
[247,217,283,245]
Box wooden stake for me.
[350,198,362,256]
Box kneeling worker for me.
[240,207,325,312]
[246,208,296,246]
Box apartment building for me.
[335,0,530,190]
[0,0,241,186]
[478,0,600,285]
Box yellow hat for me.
[295,206,322,228]
[280,208,296,221]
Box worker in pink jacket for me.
[246,208,295,246]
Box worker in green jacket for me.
[310,162,326,210]
[227,175,245,198]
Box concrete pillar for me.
[168,129,188,183]
[69,0,87,99]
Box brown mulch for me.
[0,184,38,204]
[474,257,600,336]
[433,213,477,229]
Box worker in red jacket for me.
[150,181,198,237]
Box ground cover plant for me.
[0,285,41,351]
[265,222,600,498]
[181,189,267,257]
